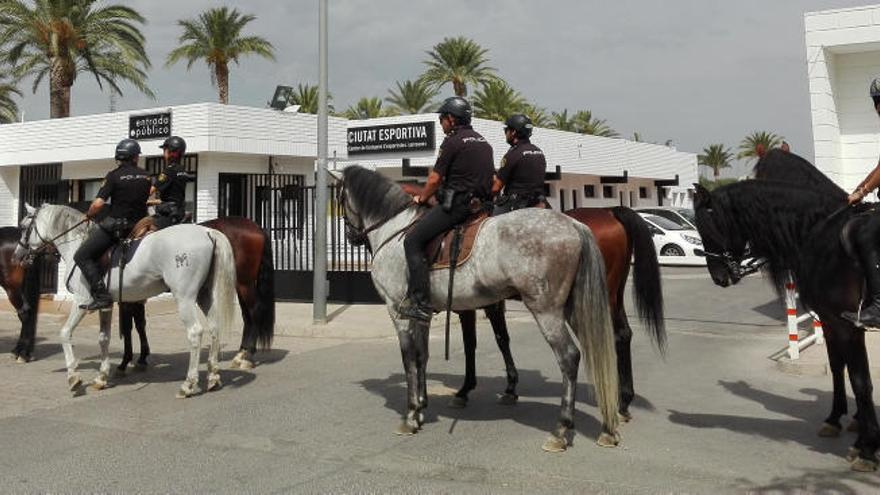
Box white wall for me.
[0,167,18,225]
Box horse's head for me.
[693,184,748,287]
[14,203,43,266]
[335,170,369,247]
[337,166,414,248]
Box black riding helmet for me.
[504,114,533,139]
[159,135,187,155]
[437,96,472,124]
[872,78,880,107]
[115,139,141,162]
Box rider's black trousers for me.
[403,194,472,307]
[74,225,115,290]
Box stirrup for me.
[398,299,433,322]
[80,296,113,311]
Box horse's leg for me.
[415,317,430,424]
[844,332,880,471]
[117,303,134,374]
[392,313,422,435]
[176,300,205,398]
[133,302,149,368]
[486,300,519,405]
[817,324,849,437]
[231,287,256,369]
[450,310,477,408]
[613,303,635,422]
[58,306,88,394]
[92,310,113,390]
[531,309,580,452]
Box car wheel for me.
[661,244,685,256]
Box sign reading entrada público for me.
[347,121,435,155]
[128,112,172,141]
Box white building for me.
[805,5,880,190]
[345,114,697,209]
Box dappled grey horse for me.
[338,166,619,451]
[14,204,238,398]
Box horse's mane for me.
[341,166,412,222]
[753,149,846,200]
[38,204,94,235]
[709,180,850,301]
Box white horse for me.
[14,204,237,398]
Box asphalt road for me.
[1,267,878,493]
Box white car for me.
[634,206,697,229]
[637,213,707,266]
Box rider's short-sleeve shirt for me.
[497,139,547,196]
[96,162,152,223]
[433,125,495,200]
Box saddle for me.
[426,211,490,270]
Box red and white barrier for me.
[784,281,824,360]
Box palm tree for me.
[549,109,577,132]
[472,80,526,121]
[166,7,275,104]
[522,103,550,128]
[572,110,618,138]
[420,36,498,96]
[737,131,783,161]
[0,76,20,123]
[385,79,439,114]
[0,0,153,118]
[344,97,397,120]
[283,83,333,114]
[698,144,734,181]
[632,132,643,142]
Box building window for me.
[584,184,595,198]
[603,185,614,198]
[544,183,552,197]
[639,186,648,199]
[571,189,578,209]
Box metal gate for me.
[218,173,381,303]
[18,163,63,293]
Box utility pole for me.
[313,0,329,324]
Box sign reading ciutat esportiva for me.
[129,112,172,141]
[347,121,435,155]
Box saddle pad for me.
[109,238,145,269]
[427,213,489,270]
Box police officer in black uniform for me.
[73,139,152,311]
[150,136,195,229]
[492,114,547,214]
[398,96,495,321]
[842,77,880,327]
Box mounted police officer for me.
[73,139,152,311]
[842,77,880,328]
[150,136,195,229]
[492,114,547,214]
[398,96,495,321]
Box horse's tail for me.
[251,229,275,350]
[610,206,666,352]
[567,223,619,436]
[205,230,238,347]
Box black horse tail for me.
[251,229,275,350]
[611,206,666,352]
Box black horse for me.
[693,178,879,471]
[1,226,43,362]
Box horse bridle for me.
[18,208,87,264]
[337,182,414,251]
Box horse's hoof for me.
[851,456,879,472]
[847,418,859,433]
[176,383,199,399]
[542,435,568,453]
[91,378,108,391]
[619,411,633,423]
[496,393,518,406]
[395,421,418,436]
[207,375,222,392]
[847,447,860,462]
[68,374,83,392]
[818,422,842,438]
[448,396,468,409]
[597,431,621,448]
[15,355,28,364]
[238,359,255,370]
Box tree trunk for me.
[49,58,72,118]
[453,79,466,97]
[216,63,229,104]
[714,169,720,181]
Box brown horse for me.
[2,226,43,363]
[452,206,666,419]
[117,216,275,372]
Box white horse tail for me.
[567,223,619,435]
[205,229,238,346]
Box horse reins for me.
[338,183,415,254]
[20,209,90,259]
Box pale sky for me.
[9,0,877,177]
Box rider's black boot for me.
[78,262,113,311]
[399,251,433,322]
[843,243,880,328]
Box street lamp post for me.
[313,0,329,324]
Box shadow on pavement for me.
[0,335,61,361]
[735,466,880,494]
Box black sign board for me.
[129,112,172,141]
[347,121,435,155]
